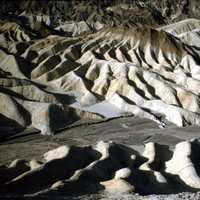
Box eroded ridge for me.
[1,19,200,134]
[1,140,200,196]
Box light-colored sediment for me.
[1,140,200,196]
[1,19,200,134]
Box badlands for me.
[1,0,200,199]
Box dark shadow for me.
[15,42,30,55]
[127,143,199,195]
[127,79,149,100]
[1,146,101,195]
[137,73,160,99]
[0,129,40,144]
[0,114,25,142]
[191,140,200,177]
[0,87,30,101]
[15,55,36,78]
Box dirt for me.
[1,116,200,199]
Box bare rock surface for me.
[1,17,200,135]
[1,116,200,199]
[1,1,200,199]
[1,137,200,198]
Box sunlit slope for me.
[1,140,200,195]
[1,19,200,134]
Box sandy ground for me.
[1,116,200,199]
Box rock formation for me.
[1,1,200,199]
[1,17,200,134]
[1,140,200,196]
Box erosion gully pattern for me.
[1,140,200,196]
[1,19,200,135]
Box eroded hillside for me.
[1,17,200,134]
